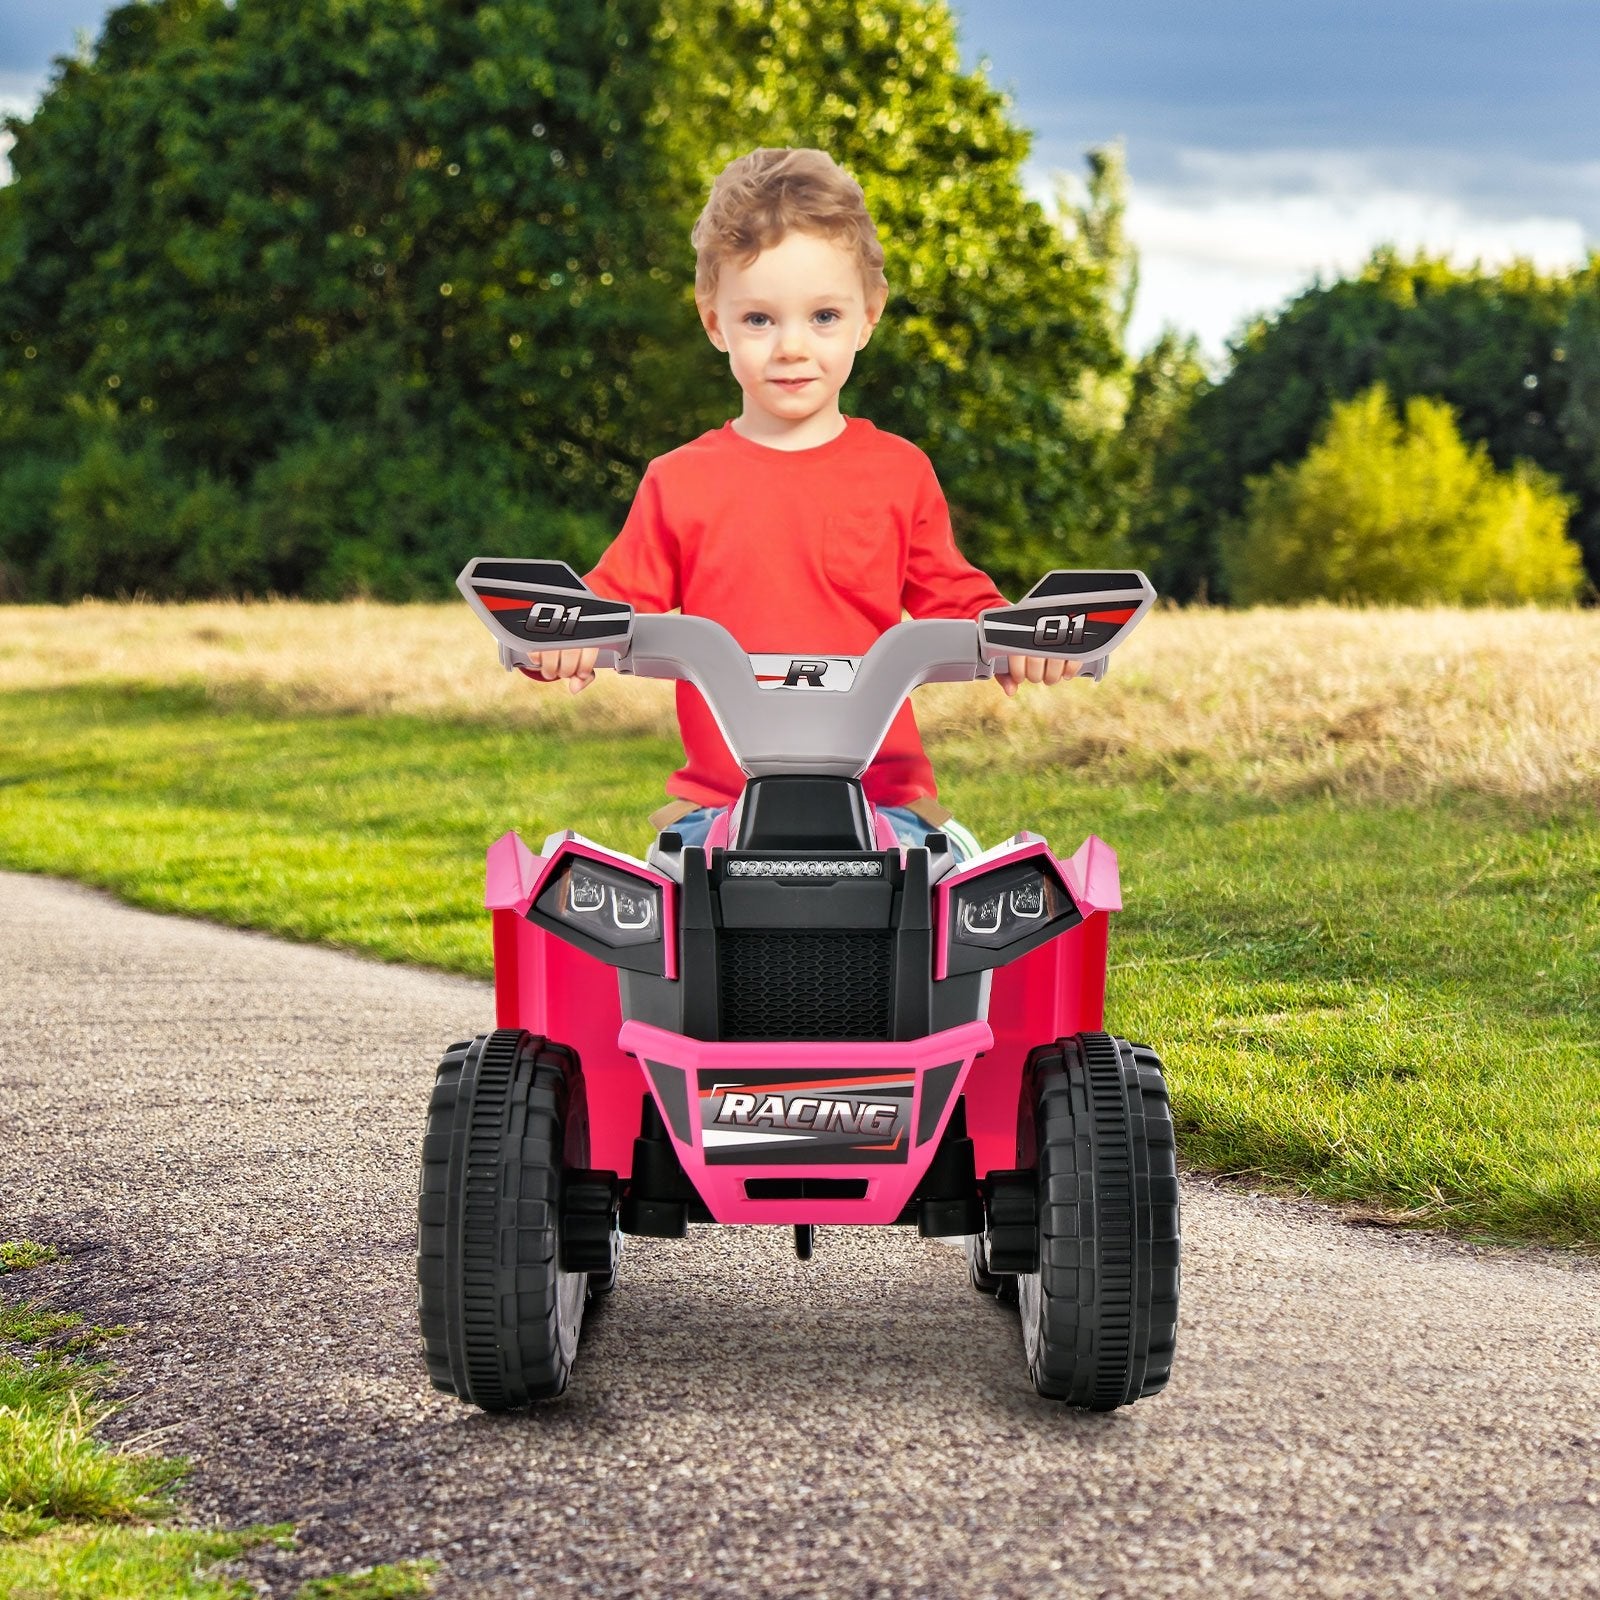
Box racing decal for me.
[470,559,588,590]
[467,585,634,645]
[746,654,859,692]
[697,1068,913,1165]
[458,558,635,650]
[1023,570,1146,600]
[978,570,1155,662]
[980,601,1138,658]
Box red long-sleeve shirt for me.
[585,417,1006,810]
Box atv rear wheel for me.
[416,1030,588,1407]
[1018,1034,1180,1409]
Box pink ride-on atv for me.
[416,561,1180,1411]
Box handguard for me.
[977,570,1156,681]
[457,558,634,672]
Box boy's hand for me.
[518,647,600,693]
[995,654,1080,698]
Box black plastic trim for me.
[471,559,588,590]
[643,1060,691,1143]
[1023,571,1145,599]
[734,776,876,851]
[917,1060,962,1146]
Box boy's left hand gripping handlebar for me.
[456,559,635,673]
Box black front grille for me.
[718,930,894,1041]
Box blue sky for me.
[3,1,1596,354]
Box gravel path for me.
[2,869,1597,1599]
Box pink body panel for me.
[704,808,732,856]
[967,912,1111,1175]
[617,1019,993,1224]
[486,826,1121,1203]
[488,831,658,1177]
[930,831,1121,1173]
[871,809,902,853]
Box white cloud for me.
[1040,146,1596,359]
[0,86,42,186]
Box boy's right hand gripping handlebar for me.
[457,559,1155,779]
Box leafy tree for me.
[1,0,672,597]
[1146,251,1591,600]
[1222,383,1582,605]
[1556,260,1600,580]
[2,0,1137,599]
[1109,327,1208,577]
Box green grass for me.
[0,1241,431,1597]
[0,1245,63,1275]
[293,1563,437,1598]
[1,1253,181,1548]
[0,1524,288,1598]
[2,683,1596,1245]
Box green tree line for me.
[0,0,1139,600]
[1,0,1594,605]
[1143,250,1600,602]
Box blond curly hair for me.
[691,147,888,307]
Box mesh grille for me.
[718,930,893,1041]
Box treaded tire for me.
[416,1030,588,1408]
[1018,1034,1180,1409]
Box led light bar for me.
[723,859,885,878]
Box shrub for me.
[246,429,615,599]
[1223,384,1583,604]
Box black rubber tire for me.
[416,1030,588,1407]
[1018,1034,1180,1409]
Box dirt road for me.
[2,869,1596,1598]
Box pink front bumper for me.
[616,1019,995,1225]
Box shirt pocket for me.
[821,509,898,597]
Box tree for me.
[1144,251,1590,601]
[1,0,1136,599]
[1222,383,1581,605]
[1556,259,1600,582]
[1,0,674,597]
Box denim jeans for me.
[666,804,977,864]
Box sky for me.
[3,0,1596,357]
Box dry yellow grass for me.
[3,600,1597,804]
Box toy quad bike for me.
[416,561,1180,1411]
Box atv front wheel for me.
[416,1030,588,1407]
[1018,1034,1180,1409]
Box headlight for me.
[542,858,661,947]
[942,857,1082,975]
[531,853,668,971]
[952,864,1066,948]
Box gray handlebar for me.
[620,615,992,779]
[461,559,1150,779]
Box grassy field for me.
[1,601,1597,1245]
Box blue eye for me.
[742,313,771,327]
[814,309,841,325]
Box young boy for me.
[528,147,1073,859]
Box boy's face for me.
[699,230,884,442]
